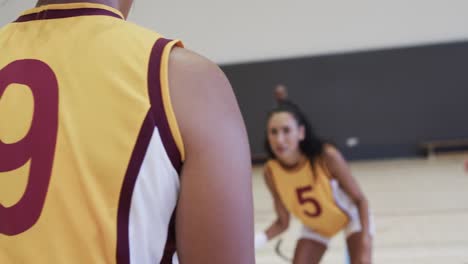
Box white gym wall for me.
[1,0,468,64]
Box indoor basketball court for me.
[1,1,468,263]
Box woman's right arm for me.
[256,165,290,248]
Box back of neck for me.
[36,0,118,9]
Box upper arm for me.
[323,145,367,203]
[263,165,289,225]
[168,47,254,264]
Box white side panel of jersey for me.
[330,179,356,217]
[128,128,180,264]
[330,179,376,237]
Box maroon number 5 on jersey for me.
[0,59,59,236]
[296,185,322,217]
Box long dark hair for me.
[264,103,325,168]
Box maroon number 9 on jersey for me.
[0,59,59,236]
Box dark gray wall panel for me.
[222,42,468,160]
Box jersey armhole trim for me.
[160,39,186,162]
[148,38,184,172]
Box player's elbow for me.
[276,217,289,232]
[354,195,368,207]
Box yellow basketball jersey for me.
[0,3,184,263]
[267,158,350,237]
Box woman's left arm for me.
[322,146,371,240]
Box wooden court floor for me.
[253,153,468,264]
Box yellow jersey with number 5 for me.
[0,3,184,263]
[266,158,350,237]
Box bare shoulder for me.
[263,160,274,179]
[263,161,271,175]
[168,47,228,91]
[169,46,213,65]
[321,144,350,177]
[262,161,278,192]
[168,47,243,151]
[322,144,344,163]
